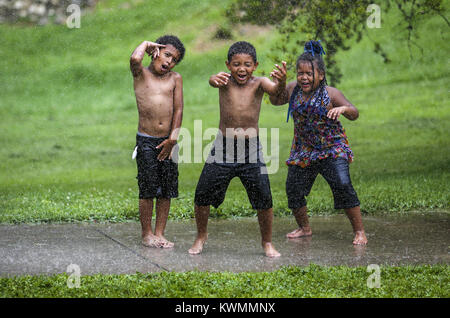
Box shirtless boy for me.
[188,41,287,258]
[130,35,185,248]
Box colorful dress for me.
[286,85,354,167]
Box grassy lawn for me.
[0,0,448,223]
[1,265,449,298]
[0,0,448,298]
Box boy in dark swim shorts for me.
[135,132,178,200]
[188,41,287,257]
[130,35,185,248]
[195,133,272,211]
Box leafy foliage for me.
[226,0,449,84]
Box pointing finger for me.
[153,48,160,59]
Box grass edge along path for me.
[0,265,448,298]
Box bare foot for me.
[286,227,312,239]
[142,234,174,248]
[142,234,163,248]
[353,231,368,245]
[263,242,281,258]
[188,236,207,255]
[155,235,174,249]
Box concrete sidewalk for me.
[0,213,448,276]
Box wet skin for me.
[189,54,287,257]
[130,41,184,248]
[270,60,366,245]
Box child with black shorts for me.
[130,35,185,248]
[188,41,287,257]
[270,41,367,245]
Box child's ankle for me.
[142,232,154,238]
[197,233,208,240]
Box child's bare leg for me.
[188,205,210,255]
[139,198,160,247]
[154,197,174,248]
[257,208,280,258]
[344,206,367,245]
[286,206,312,238]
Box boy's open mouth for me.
[236,73,247,81]
[161,64,169,71]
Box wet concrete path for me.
[0,213,448,276]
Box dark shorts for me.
[286,157,360,210]
[194,136,273,210]
[136,134,178,199]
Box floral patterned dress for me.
[286,85,354,168]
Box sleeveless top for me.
[286,84,354,167]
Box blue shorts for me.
[286,157,360,210]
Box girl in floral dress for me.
[270,41,367,245]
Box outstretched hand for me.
[210,72,231,87]
[156,139,177,161]
[145,42,166,59]
[270,61,287,83]
[327,106,348,121]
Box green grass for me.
[0,0,448,224]
[1,265,448,298]
[0,1,448,299]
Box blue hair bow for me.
[304,40,326,57]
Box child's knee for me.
[257,207,273,215]
[332,183,360,209]
[287,195,307,210]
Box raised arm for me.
[326,86,359,121]
[130,41,166,78]
[260,61,287,98]
[157,73,184,161]
[269,81,297,106]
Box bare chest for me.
[220,83,263,112]
[134,76,175,99]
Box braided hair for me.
[296,40,327,90]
